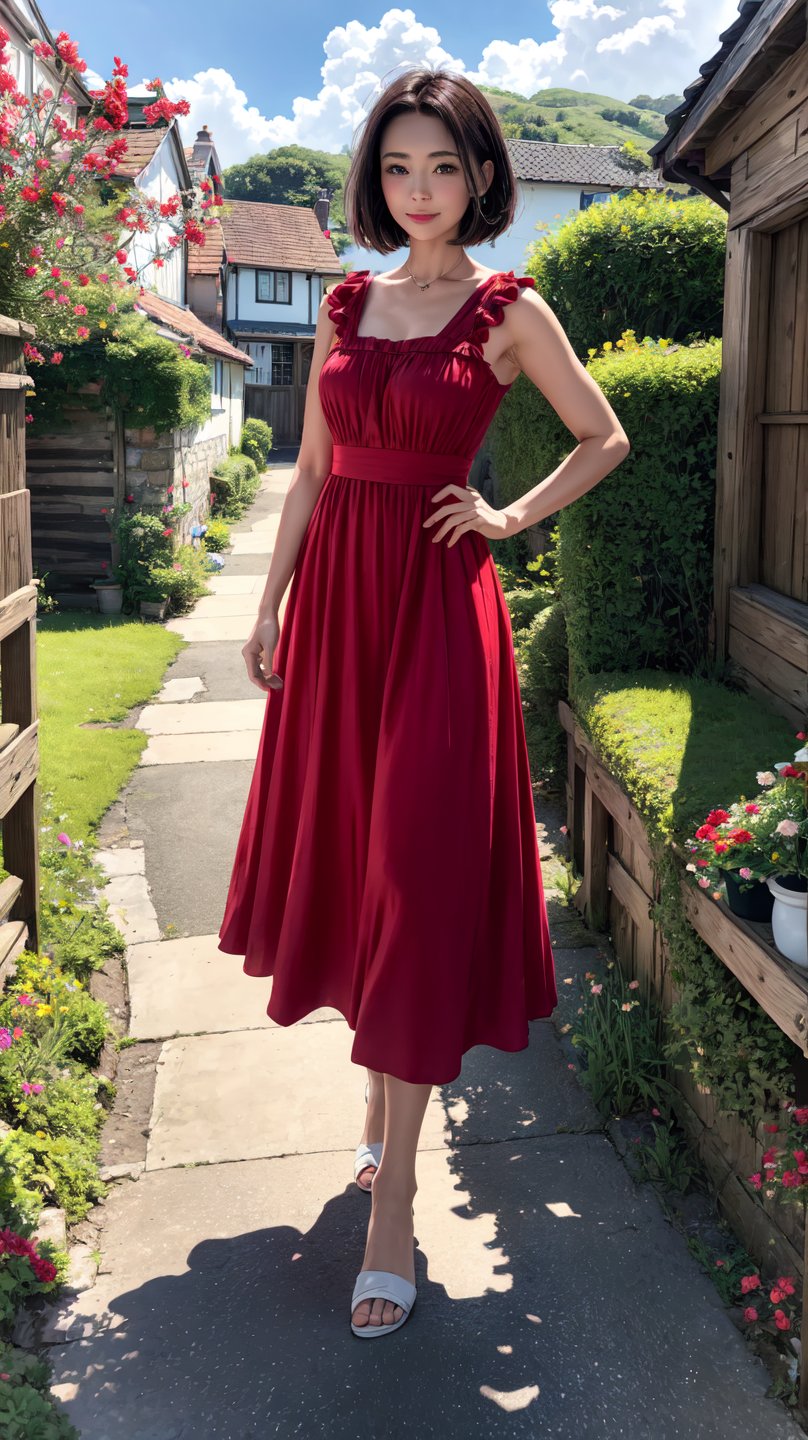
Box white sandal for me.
[350,1269,417,1338]
[354,1140,383,1192]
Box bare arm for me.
[241,286,339,690]
[500,287,630,532]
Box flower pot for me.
[719,868,774,922]
[139,598,168,621]
[766,874,808,968]
[92,581,123,614]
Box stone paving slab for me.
[120,759,254,935]
[138,699,266,734]
[128,936,342,1040]
[164,614,261,643]
[154,676,205,703]
[45,1143,802,1440]
[146,1017,452,1169]
[154,639,265,703]
[139,729,261,766]
[182,592,265,617]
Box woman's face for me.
[378,109,492,244]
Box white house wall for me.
[341,182,618,276]
[126,141,186,304]
[192,360,244,450]
[226,269,324,325]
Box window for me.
[255,270,292,304]
[244,342,294,386]
[210,358,223,406]
[580,191,614,210]
[271,343,293,385]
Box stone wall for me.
[123,421,229,544]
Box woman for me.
[217,65,630,1339]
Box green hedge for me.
[491,338,722,677]
[527,190,727,356]
[571,668,797,846]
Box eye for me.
[383,163,457,175]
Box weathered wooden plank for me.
[708,47,808,174]
[680,869,808,1055]
[729,622,807,713]
[729,583,808,666]
[0,721,39,822]
[0,584,37,645]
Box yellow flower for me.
[771,852,780,862]
[35,1130,46,1138]
[74,979,83,989]
[603,341,613,352]
[99,320,107,329]
[36,1003,52,1015]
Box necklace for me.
[404,251,468,290]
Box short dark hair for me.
[343,65,518,253]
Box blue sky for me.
[47,2,741,168]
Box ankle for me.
[371,1170,417,1208]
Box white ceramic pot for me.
[766,875,808,967]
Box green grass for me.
[573,669,800,845]
[31,613,187,844]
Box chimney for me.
[314,187,330,232]
[190,125,215,168]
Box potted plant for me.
[91,569,124,614]
[685,731,808,940]
[686,797,776,921]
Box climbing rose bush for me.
[0,26,223,340]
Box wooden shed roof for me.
[649,0,806,200]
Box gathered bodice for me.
[318,269,536,465]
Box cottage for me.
[214,197,342,445]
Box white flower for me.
[756,771,777,786]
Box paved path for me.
[44,457,801,1439]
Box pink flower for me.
[764,1122,779,1133]
[776,818,800,837]
[740,1274,761,1294]
[774,1310,791,1331]
[738,867,752,880]
[742,1306,758,1322]
[590,983,603,995]
[628,979,639,989]
[748,1172,762,1189]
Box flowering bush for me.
[0,27,223,345]
[0,1225,57,1328]
[748,1100,808,1207]
[685,732,808,896]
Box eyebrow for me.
[380,150,461,159]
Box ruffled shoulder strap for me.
[325,270,370,344]
[468,271,536,349]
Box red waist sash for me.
[330,443,472,487]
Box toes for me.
[353,1297,403,1328]
[353,1300,371,1326]
[356,1166,376,1191]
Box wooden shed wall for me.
[710,39,808,726]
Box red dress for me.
[217,268,558,1084]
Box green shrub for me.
[526,190,727,356]
[570,669,796,846]
[0,1129,106,1224]
[493,338,722,677]
[514,601,569,787]
[202,518,231,553]
[115,512,175,611]
[210,453,260,519]
[240,417,273,468]
[0,1340,80,1438]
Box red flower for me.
[774,1310,791,1331]
[705,809,731,826]
[740,1274,761,1293]
[695,824,719,841]
[781,765,800,778]
[742,1306,758,1322]
[764,1123,779,1133]
[794,1107,808,1124]
[728,829,753,844]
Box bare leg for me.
[356,1067,385,1191]
[352,1074,432,1329]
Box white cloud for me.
[157,2,743,165]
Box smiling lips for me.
[407,213,438,221]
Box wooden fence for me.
[0,314,42,973]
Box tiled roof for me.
[187,218,224,277]
[506,139,667,189]
[133,291,252,366]
[648,1,761,168]
[88,125,166,180]
[219,199,340,271]
[227,320,317,338]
